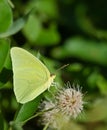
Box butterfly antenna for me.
[55,64,69,72]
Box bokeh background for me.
[0,0,107,130]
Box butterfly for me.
[10,47,55,104]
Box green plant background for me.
[0,0,107,130]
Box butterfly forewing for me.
[10,47,52,103]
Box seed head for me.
[56,85,84,118]
[41,101,58,129]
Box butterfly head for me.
[50,74,56,80]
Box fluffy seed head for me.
[56,85,84,118]
[41,101,58,129]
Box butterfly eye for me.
[50,73,55,77]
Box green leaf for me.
[0,0,13,33]
[0,39,10,72]
[36,23,60,46]
[0,10,31,38]
[9,121,23,130]
[87,70,100,88]
[15,96,41,123]
[51,37,107,66]
[36,0,58,18]
[97,75,107,95]
[23,15,41,43]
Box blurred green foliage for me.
[0,0,107,130]
[0,0,13,33]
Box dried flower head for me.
[41,101,70,129]
[56,84,84,118]
[40,83,84,129]
[41,101,58,129]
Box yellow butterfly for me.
[10,47,55,104]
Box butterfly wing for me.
[10,47,52,104]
